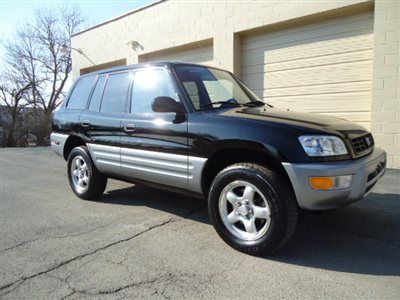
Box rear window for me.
[100,72,131,114]
[67,76,96,109]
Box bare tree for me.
[0,72,31,146]
[3,5,85,146]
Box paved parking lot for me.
[0,147,399,299]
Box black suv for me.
[52,62,386,255]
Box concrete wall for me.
[72,0,399,168]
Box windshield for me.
[174,65,262,110]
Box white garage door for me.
[140,45,214,66]
[241,12,374,129]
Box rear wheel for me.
[67,146,107,200]
[208,163,298,256]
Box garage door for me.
[139,44,214,66]
[241,12,373,129]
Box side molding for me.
[188,156,207,193]
[87,143,121,175]
[88,143,207,193]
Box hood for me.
[220,106,369,139]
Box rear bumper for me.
[283,147,386,210]
[50,133,68,158]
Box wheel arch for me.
[63,135,86,161]
[200,142,291,196]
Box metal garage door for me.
[140,45,214,66]
[241,12,373,129]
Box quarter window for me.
[100,72,131,114]
[131,68,177,114]
[67,76,96,109]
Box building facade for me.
[72,0,400,168]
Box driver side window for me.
[131,68,177,114]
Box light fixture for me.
[60,44,95,66]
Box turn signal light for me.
[309,175,352,190]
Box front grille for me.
[351,133,374,155]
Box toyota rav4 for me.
[51,62,386,255]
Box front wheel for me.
[208,163,298,256]
[67,146,107,200]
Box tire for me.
[208,163,298,256]
[67,146,107,200]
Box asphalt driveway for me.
[0,147,399,299]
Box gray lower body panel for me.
[87,143,206,193]
[283,147,387,210]
[50,133,69,158]
[87,143,121,176]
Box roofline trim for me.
[78,61,229,78]
[71,0,166,38]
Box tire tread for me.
[67,146,107,200]
[208,162,298,256]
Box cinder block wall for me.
[72,0,399,168]
[72,0,369,75]
[371,0,400,168]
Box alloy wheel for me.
[71,156,90,193]
[219,180,271,241]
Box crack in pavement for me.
[0,223,113,253]
[0,205,206,296]
[60,268,228,299]
[0,280,25,297]
[61,273,171,299]
[0,238,42,253]
[0,219,174,295]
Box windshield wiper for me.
[243,100,265,107]
[243,100,273,108]
[200,100,240,110]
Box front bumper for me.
[283,147,386,210]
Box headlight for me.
[298,135,348,156]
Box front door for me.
[120,67,189,189]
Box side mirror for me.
[152,96,185,114]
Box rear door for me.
[120,67,189,189]
[80,71,132,175]
[60,75,98,135]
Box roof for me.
[72,0,166,37]
[79,61,226,78]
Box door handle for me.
[124,124,136,132]
[81,120,91,127]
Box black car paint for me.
[52,62,370,165]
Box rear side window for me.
[88,76,106,112]
[100,72,131,114]
[67,76,96,109]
